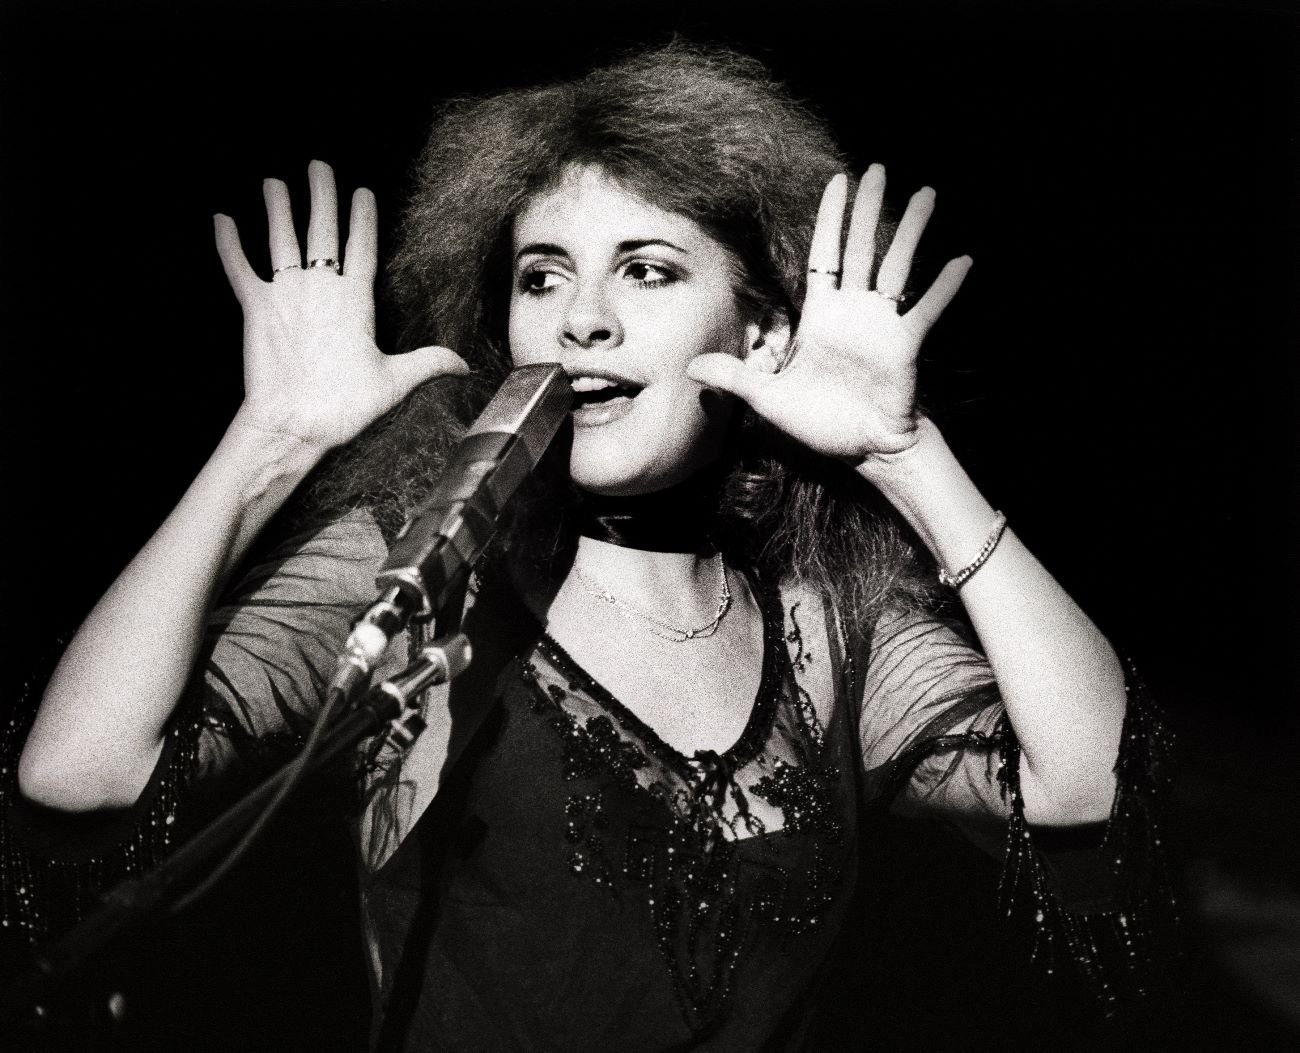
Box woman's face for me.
[509,166,764,496]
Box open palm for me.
[214,161,466,455]
[688,166,970,461]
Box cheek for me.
[506,296,555,365]
[506,300,529,365]
[695,300,751,360]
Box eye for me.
[518,267,564,296]
[623,260,677,288]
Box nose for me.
[560,282,623,351]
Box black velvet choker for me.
[576,476,720,554]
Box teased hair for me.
[302,42,937,624]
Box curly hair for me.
[302,42,936,624]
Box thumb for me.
[387,345,470,394]
[685,353,768,406]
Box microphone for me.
[336,363,572,685]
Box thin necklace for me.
[571,554,732,643]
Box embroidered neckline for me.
[534,572,785,781]
[521,581,850,1033]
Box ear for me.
[741,309,793,375]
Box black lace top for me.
[1,510,1174,1051]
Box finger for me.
[262,179,301,274]
[685,353,769,406]
[305,159,340,266]
[876,186,936,299]
[213,214,260,303]
[903,255,972,337]
[840,164,885,290]
[805,174,849,293]
[343,187,378,281]
[387,345,470,395]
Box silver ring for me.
[874,289,905,304]
[308,258,341,273]
[272,263,301,276]
[807,266,841,278]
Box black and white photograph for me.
[1,0,1295,1049]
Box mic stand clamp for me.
[376,635,474,753]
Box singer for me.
[5,44,1169,1050]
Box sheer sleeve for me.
[1,508,394,941]
[852,607,1175,1014]
[856,612,1006,846]
[193,508,394,792]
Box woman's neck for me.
[570,536,724,622]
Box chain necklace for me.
[571,554,732,643]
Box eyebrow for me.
[514,238,689,262]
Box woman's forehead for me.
[512,165,711,254]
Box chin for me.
[567,442,720,498]
[568,458,673,498]
[566,443,670,497]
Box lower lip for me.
[571,395,636,428]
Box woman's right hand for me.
[214,160,467,456]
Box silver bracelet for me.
[938,511,1008,589]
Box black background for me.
[1,0,1296,1048]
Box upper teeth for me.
[571,377,619,392]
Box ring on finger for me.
[874,289,906,304]
[308,258,341,273]
[773,340,798,374]
[272,263,302,276]
[807,266,841,278]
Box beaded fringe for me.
[995,657,1176,1015]
[0,676,207,945]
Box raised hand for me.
[687,165,970,462]
[213,160,467,455]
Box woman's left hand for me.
[686,165,971,462]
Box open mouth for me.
[570,376,644,408]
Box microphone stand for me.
[0,630,472,1032]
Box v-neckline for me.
[535,573,784,780]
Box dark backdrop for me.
[1,0,1296,1048]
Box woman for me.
[5,44,1166,1049]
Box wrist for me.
[853,416,948,503]
[854,418,999,572]
[217,413,324,500]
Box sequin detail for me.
[751,761,842,843]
